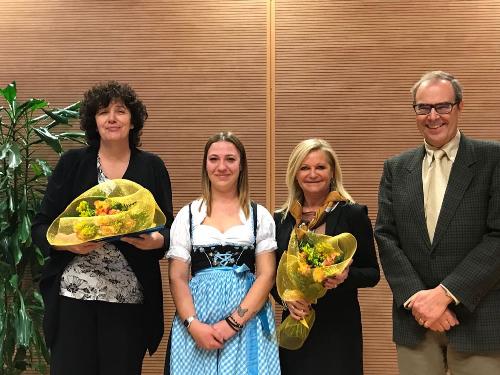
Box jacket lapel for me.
[431,135,476,250]
[404,146,432,249]
[325,202,343,235]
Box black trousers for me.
[50,296,146,375]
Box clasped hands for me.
[188,318,240,351]
[407,286,459,332]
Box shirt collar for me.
[424,130,461,166]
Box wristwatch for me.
[183,315,197,329]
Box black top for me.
[31,146,173,355]
[273,202,380,375]
[189,201,258,275]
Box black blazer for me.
[31,146,173,355]
[375,134,500,352]
[273,202,379,374]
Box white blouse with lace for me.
[166,199,277,263]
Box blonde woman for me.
[273,139,379,374]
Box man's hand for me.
[427,308,460,332]
[408,286,453,328]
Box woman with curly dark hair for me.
[32,81,173,375]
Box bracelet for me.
[225,317,240,332]
[225,315,244,332]
[226,315,243,330]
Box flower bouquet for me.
[276,226,357,350]
[47,179,166,246]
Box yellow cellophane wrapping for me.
[47,179,166,246]
[276,229,357,350]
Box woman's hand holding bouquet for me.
[276,226,357,350]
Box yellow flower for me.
[312,268,326,283]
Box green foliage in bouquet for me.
[0,81,85,374]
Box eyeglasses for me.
[413,102,458,115]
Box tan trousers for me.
[397,331,500,375]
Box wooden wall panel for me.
[3,0,500,374]
[1,1,268,374]
[274,1,500,374]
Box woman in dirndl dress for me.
[166,132,280,375]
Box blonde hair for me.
[201,131,250,218]
[279,138,354,218]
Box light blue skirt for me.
[169,266,280,375]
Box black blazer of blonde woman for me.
[273,201,380,374]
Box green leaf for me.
[30,159,52,178]
[0,260,12,274]
[0,81,17,110]
[19,214,31,243]
[33,291,44,308]
[58,131,87,145]
[0,174,8,190]
[34,247,45,266]
[32,127,63,154]
[9,274,19,289]
[57,108,80,118]
[0,237,10,263]
[42,108,69,124]
[0,217,8,235]
[0,197,7,215]
[31,101,80,126]
[9,236,22,266]
[14,295,31,347]
[0,142,22,169]
[8,188,15,213]
[15,98,48,121]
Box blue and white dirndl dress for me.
[166,200,280,375]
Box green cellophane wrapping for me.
[276,228,357,350]
[47,179,166,246]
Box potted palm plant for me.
[0,81,86,374]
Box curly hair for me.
[79,81,148,148]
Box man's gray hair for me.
[411,71,463,104]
